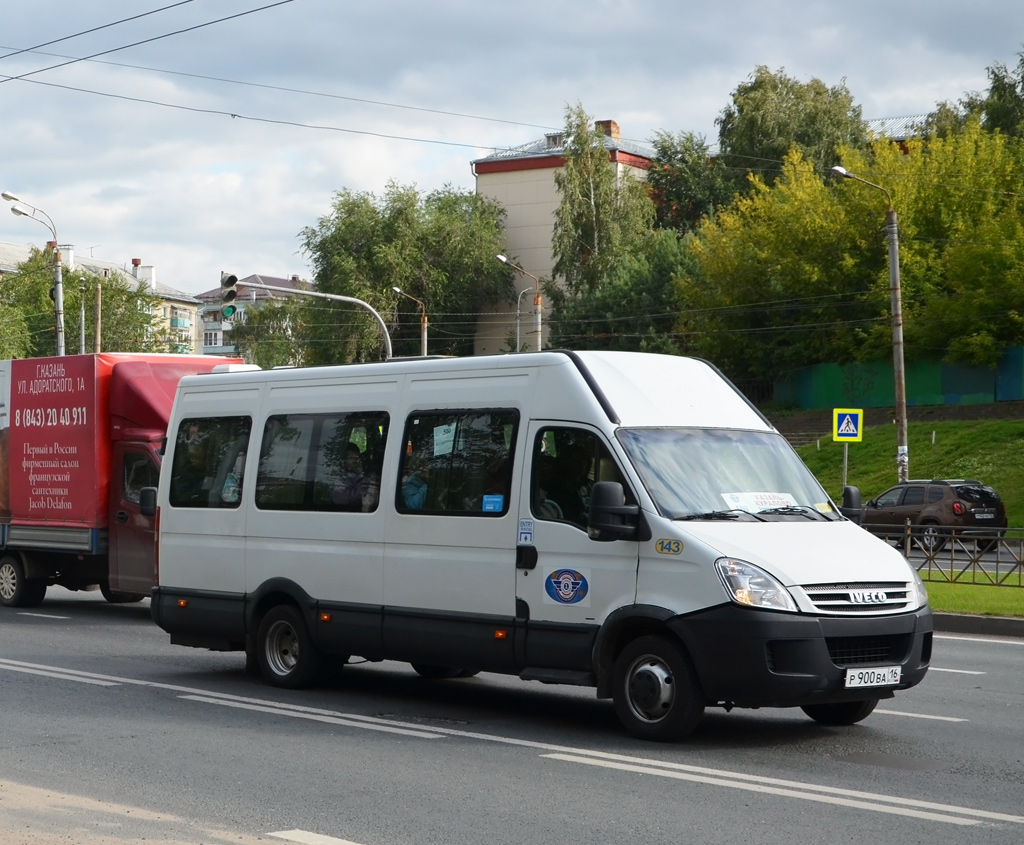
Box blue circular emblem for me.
[545,569,589,604]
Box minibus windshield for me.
[617,428,838,521]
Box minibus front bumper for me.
[668,604,932,708]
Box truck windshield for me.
[617,428,837,521]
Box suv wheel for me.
[915,522,947,553]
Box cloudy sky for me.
[1,0,1022,295]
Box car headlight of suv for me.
[716,558,798,612]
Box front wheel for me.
[801,698,878,726]
[914,523,947,553]
[256,605,321,688]
[0,555,46,608]
[612,635,705,742]
[100,582,145,604]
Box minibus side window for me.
[397,410,518,516]
[532,427,629,530]
[168,416,251,508]
[255,412,389,512]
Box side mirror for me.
[588,481,639,542]
[140,486,158,517]
[840,485,862,522]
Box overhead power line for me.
[0,0,296,87]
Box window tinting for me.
[255,412,389,512]
[397,410,518,515]
[168,417,251,508]
[902,486,926,507]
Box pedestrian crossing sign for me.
[833,408,863,442]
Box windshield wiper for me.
[677,509,765,522]
[757,505,833,521]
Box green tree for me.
[647,131,734,235]
[229,297,306,368]
[299,182,513,362]
[3,248,165,357]
[927,46,1024,139]
[551,102,655,294]
[547,229,693,353]
[716,66,868,187]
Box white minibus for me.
[146,351,931,741]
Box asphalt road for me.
[2,589,1023,845]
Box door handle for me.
[115,511,129,523]
[516,545,538,570]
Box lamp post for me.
[514,286,533,351]
[392,286,428,356]
[497,254,542,352]
[832,166,908,482]
[3,191,66,356]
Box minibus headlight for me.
[716,558,797,612]
[909,565,929,609]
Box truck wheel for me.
[0,555,46,608]
[256,605,320,689]
[99,582,146,604]
[801,698,878,726]
[612,635,705,742]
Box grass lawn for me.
[923,580,1024,618]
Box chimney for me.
[594,119,620,139]
[131,258,141,278]
[291,274,300,283]
[60,244,75,270]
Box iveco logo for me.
[850,590,888,604]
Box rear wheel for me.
[612,635,705,742]
[0,555,46,608]
[801,698,878,726]
[257,605,321,688]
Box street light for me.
[515,286,533,351]
[497,254,542,352]
[3,191,66,356]
[832,165,908,482]
[392,286,428,356]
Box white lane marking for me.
[0,664,119,686]
[543,754,982,826]
[17,612,71,619]
[929,667,985,675]
[876,709,968,722]
[269,831,365,845]
[4,656,1015,825]
[935,634,1024,646]
[181,695,443,738]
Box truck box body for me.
[0,353,239,607]
[149,351,932,741]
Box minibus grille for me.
[799,582,913,615]
[825,634,913,667]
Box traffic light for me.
[220,273,238,319]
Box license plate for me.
[974,513,994,519]
[845,666,901,688]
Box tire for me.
[256,605,321,689]
[99,581,146,604]
[0,555,46,608]
[612,635,705,742]
[411,664,463,679]
[915,523,947,553]
[801,698,878,726]
[978,530,1004,554]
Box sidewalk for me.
[933,613,1024,638]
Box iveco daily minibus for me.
[145,351,931,741]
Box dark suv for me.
[859,479,1007,551]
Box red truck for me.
[0,353,239,607]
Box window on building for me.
[255,412,389,512]
[168,416,251,508]
[397,410,518,515]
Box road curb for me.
[932,612,1024,638]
